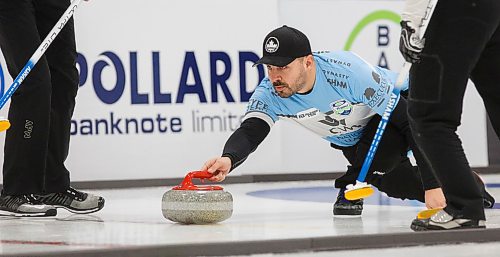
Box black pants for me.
[408,0,500,220]
[0,0,78,194]
[334,116,425,202]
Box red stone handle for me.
[172,171,223,191]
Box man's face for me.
[266,57,307,98]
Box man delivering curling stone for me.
[201,25,495,216]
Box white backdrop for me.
[0,0,488,182]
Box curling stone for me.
[162,171,233,224]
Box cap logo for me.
[265,37,279,53]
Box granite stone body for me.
[162,189,233,224]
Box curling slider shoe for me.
[162,170,233,225]
[344,181,374,201]
[0,117,10,132]
[416,208,443,220]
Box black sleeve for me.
[389,97,441,190]
[221,117,271,172]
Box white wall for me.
[0,0,488,182]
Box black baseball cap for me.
[254,25,312,67]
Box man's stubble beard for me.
[276,68,307,98]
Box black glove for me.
[399,20,425,64]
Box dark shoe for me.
[333,188,363,216]
[0,194,57,217]
[38,188,105,214]
[473,171,495,208]
[411,210,485,231]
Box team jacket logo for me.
[372,71,381,84]
[364,87,375,99]
[265,37,279,53]
[330,99,353,116]
[296,108,320,120]
[247,98,269,113]
[319,111,363,135]
[365,78,391,108]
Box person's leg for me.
[334,116,408,190]
[333,115,427,216]
[472,171,496,208]
[470,21,500,140]
[336,115,415,187]
[469,23,500,210]
[0,0,55,216]
[371,156,493,207]
[333,145,359,189]
[408,0,500,223]
[0,0,51,195]
[33,0,105,214]
[331,144,363,216]
[358,119,426,202]
[371,158,425,202]
[34,0,77,193]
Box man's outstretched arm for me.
[202,117,270,182]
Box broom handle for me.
[0,0,83,109]
[356,0,438,182]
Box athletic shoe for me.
[333,188,363,216]
[38,187,105,214]
[0,194,57,217]
[411,210,485,231]
[473,171,495,208]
